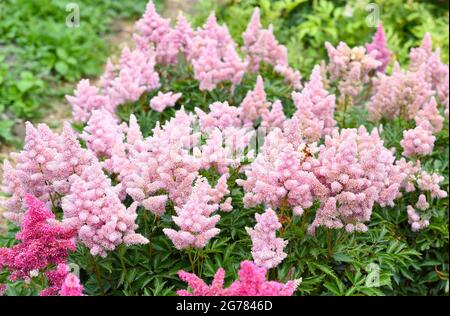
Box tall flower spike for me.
[239,75,271,125]
[414,97,444,133]
[292,65,336,142]
[62,162,148,257]
[177,261,300,296]
[246,208,288,269]
[366,22,391,72]
[163,177,221,250]
[66,79,111,123]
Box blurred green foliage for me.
[193,0,449,76]
[0,0,164,144]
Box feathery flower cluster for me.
[365,23,391,73]
[309,126,404,234]
[239,75,271,125]
[67,46,160,123]
[177,260,299,296]
[196,101,242,132]
[368,62,433,121]
[163,177,221,249]
[400,121,436,157]
[325,42,380,98]
[292,65,336,142]
[188,14,247,91]
[414,97,444,133]
[407,205,430,232]
[246,208,288,269]
[1,122,94,222]
[150,91,182,112]
[62,162,148,257]
[237,126,327,212]
[81,109,127,159]
[243,8,301,88]
[41,263,83,296]
[0,195,76,282]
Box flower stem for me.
[91,255,105,295]
[118,246,130,289]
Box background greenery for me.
[0,0,163,144]
[0,0,448,296]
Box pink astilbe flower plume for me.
[243,8,301,88]
[62,162,148,257]
[261,100,286,129]
[188,13,247,91]
[150,91,182,112]
[368,62,434,121]
[400,121,436,157]
[0,195,76,282]
[239,75,271,125]
[309,126,404,234]
[325,42,381,98]
[292,65,336,142]
[66,79,110,123]
[237,126,327,212]
[365,22,391,72]
[81,109,127,159]
[134,1,171,48]
[414,97,444,133]
[246,208,288,269]
[195,101,242,132]
[177,261,300,296]
[163,177,221,249]
[407,205,429,232]
[59,273,84,296]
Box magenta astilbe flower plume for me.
[239,75,271,125]
[0,195,76,282]
[59,273,84,296]
[325,42,381,98]
[292,65,336,142]
[40,263,70,296]
[62,162,148,257]
[81,109,127,159]
[177,261,299,296]
[310,126,404,234]
[365,22,391,72]
[163,177,221,250]
[195,101,243,132]
[150,91,182,112]
[66,79,111,123]
[414,97,444,133]
[368,62,434,121]
[246,208,288,269]
[400,121,436,157]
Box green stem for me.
[326,230,334,260]
[188,249,196,274]
[118,246,130,289]
[143,211,152,256]
[91,255,105,295]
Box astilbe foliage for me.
[0,195,76,282]
[177,261,299,296]
[246,208,288,269]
